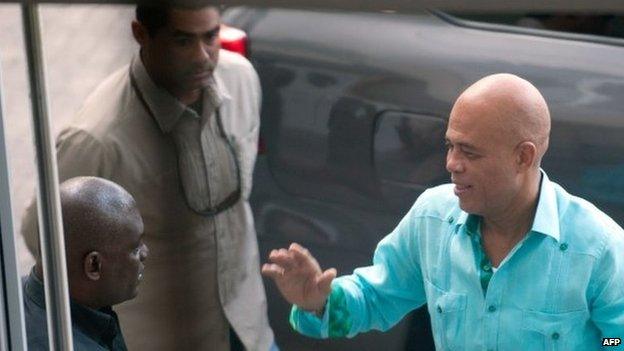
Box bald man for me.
[23,177,148,351]
[262,74,624,350]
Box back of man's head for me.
[36,177,147,309]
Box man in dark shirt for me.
[23,176,149,350]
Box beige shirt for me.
[22,50,273,350]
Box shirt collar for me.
[130,54,186,133]
[531,169,561,241]
[24,268,122,346]
[456,211,470,228]
[454,169,560,241]
[71,302,121,347]
[130,52,231,133]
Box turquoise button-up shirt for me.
[290,172,624,350]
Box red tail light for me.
[220,24,249,58]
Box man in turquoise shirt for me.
[262,74,624,350]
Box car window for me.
[452,13,624,39]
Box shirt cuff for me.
[289,284,352,339]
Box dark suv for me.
[223,7,624,351]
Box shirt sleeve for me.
[20,127,116,256]
[289,196,429,338]
[589,229,624,343]
[235,60,261,201]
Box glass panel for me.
[0,4,135,350]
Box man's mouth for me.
[454,183,472,196]
[191,70,212,80]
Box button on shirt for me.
[23,270,127,351]
[290,171,624,350]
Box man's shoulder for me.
[553,182,624,254]
[217,49,256,74]
[23,291,49,350]
[410,183,460,219]
[67,65,131,130]
[215,50,259,87]
[61,63,154,145]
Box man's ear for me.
[131,20,149,46]
[83,251,102,281]
[516,141,537,170]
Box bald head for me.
[454,73,551,165]
[59,177,141,265]
[28,177,146,308]
[32,177,146,308]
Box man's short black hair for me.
[136,1,219,36]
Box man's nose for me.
[446,149,464,174]
[193,41,213,62]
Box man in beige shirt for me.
[22,2,275,350]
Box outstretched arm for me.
[262,194,430,339]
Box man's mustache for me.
[189,61,217,75]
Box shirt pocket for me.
[424,278,467,351]
[521,309,588,351]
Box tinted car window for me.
[454,13,624,39]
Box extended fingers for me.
[267,248,297,271]
[264,243,322,279]
[289,243,320,271]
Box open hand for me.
[262,243,336,312]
